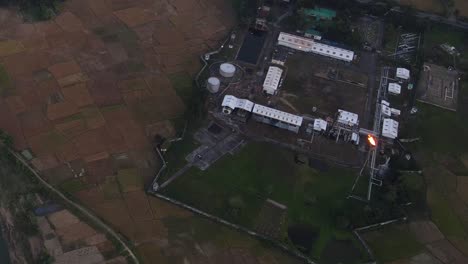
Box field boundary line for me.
[147,191,316,264]
[7,148,140,264]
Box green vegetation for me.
[168,72,194,104]
[0,0,64,21]
[0,64,13,96]
[427,188,466,238]
[60,178,87,194]
[117,168,143,192]
[102,180,121,200]
[163,142,361,259]
[367,225,424,262]
[406,103,468,155]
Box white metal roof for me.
[221,95,254,112]
[263,66,283,95]
[388,83,401,95]
[396,68,410,80]
[278,32,314,51]
[337,109,359,126]
[382,118,399,139]
[381,100,390,106]
[252,104,303,126]
[310,42,354,62]
[381,104,391,117]
[390,108,401,116]
[313,119,328,131]
[277,32,354,62]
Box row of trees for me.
[0,0,63,20]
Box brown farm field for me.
[455,0,468,17]
[0,0,301,263]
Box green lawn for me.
[163,142,358,258]
[427,188,466,238]
[60,178,87,194]
[0,64,13,96]
[117,168,143,192]
[406,103,468,155]
[168,72,194,104]
[366,225,424,263]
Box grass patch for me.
[117,168,143,192]
[60,178,87,194]
[427,188,466,238]
[406,103,468,155]
[0,64,13,96]
[367,225,424,263]
[100,104,126,113]
[163,142,357,258]
[102,180,121,199]
[168,72,193,104]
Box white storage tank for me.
[207,77,220,93]
[219,63,236,78]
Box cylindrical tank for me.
[207,77,220,93]
[219,63,236,78]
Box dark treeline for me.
[0,0,63,20]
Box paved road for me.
[9,149,140,264]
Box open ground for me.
[0,0,305,263]
[162,141,367,263]
[280,53,368,119]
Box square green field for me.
[117,168,143,192]
[163,142,359,259]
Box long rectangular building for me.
[263,66,283,95]
[252,104,303,133]
[277,32,354,62]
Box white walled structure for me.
[381,104,391,117]
[221,95,254,114]
[388,83,401,95]
[313,119,328,132]
[252,104,303,133]
[396,68,410,80]
[382,118,399,139]
[310,42,354,62]
[337,109,359,126]
[277,32,354,62]
[219,63,236,78]
[263,66,283,95]
[278,32,314,51]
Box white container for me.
[219,63,236,78]
[207,77,220,93]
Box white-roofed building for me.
[278,32,314,51]
[221,95,254,115]
[382,118,399,139]
[263,66,283,95]
[390,108,401,116]
[313,119,328,132]
[310,42,354,62]
[337,109,359,127]
[252,104,303,133]
[396,68,410,80]
[381,100,390,106]
[381,104,391,117]
[277,32,354,62]
[388,83,401,95]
